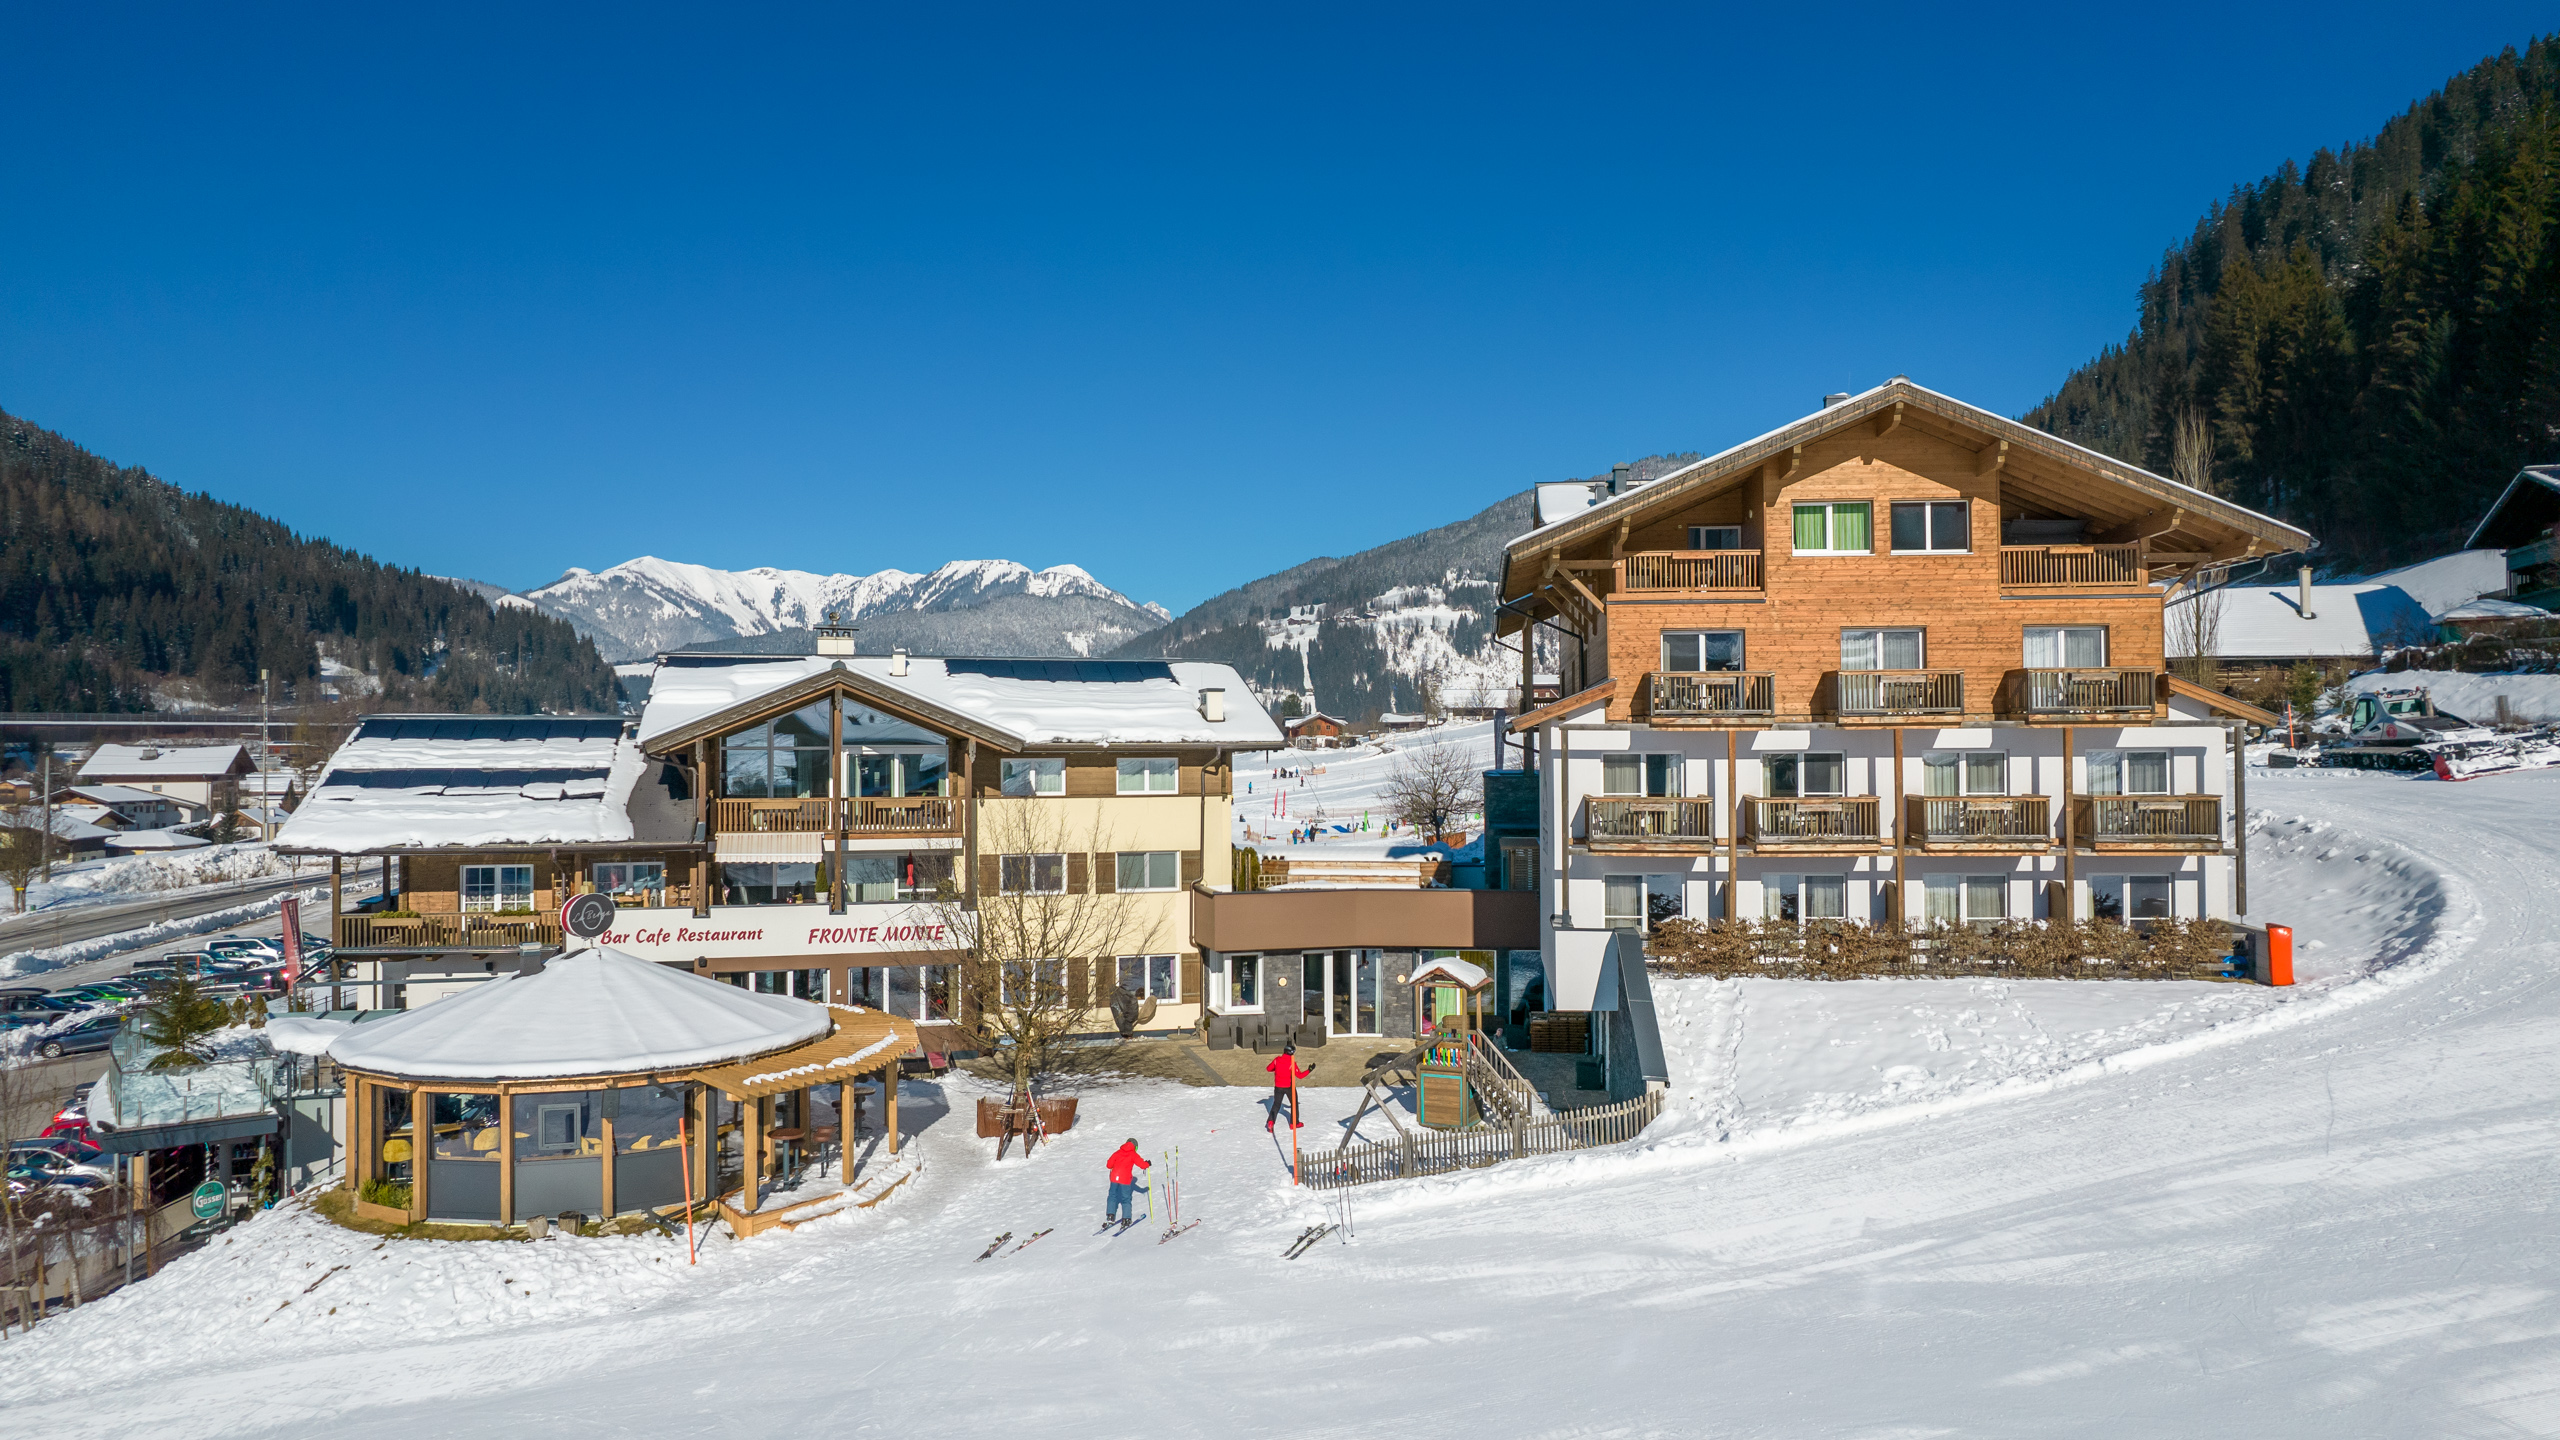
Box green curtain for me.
[1831,503,1871,551]
[1792,505,1825,551]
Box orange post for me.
[679,1116,697,1265]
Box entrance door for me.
[1321,950,1379,1036]
[1330,951,1353,1035]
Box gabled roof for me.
[1508,678,1616,732]
[79,743,250,781]
[274,713,649,855]
[637,653,1284,755]
[1504,377,2314,605]
[1282,710,1346,730]
[2164,677,2283,729]
[2464,465,2560,550]
[2167,583,2433,661]
[62,784,180,808]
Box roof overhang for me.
[2463,469,2560,550]
[640,664,1017,758]
[2164,676,2285,728]
[677,1006,920,1097]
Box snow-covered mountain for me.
[522,556,1171,662]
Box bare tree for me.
[1380,740,1483,841]
[0,801,45,913]
[2172,406,2218,495]
[912,799,1160,1103]
[2170,575,2227,688]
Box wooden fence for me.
[1297,1089,1663,1192]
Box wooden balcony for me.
[1832,669,1965,719]
[1743,796,1882,849]
[2009,668,2161,718]
[712,796,960,837]
[1583,797,1718,849]
[1906,795,2051,850]
[337,912,565,951]
[2000,544,2145,587]
[1647,671,1776,721]
[1619,550,1762,592]
[2074,795,2223,850]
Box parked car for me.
[0,990,75,1016]
[20,1016,121,1059]
[13,1135,108,1167]
[6,1143,113,1187]
[51,982,142,1008]
[207,937,286,962]
[40,1103,94,1143]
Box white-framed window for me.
[1000,960,1066,1008]
[1765,752,1844,797]
[2085,749,2171,796]
[1889,500,1970,553]
[1115,851,1179,891]
[2024,626,2108,668]
[1841,628,1924,671]
[1116,757,1179,794]
[1601,753,1684,797]
[1791,501,1872,555]
[2089,874,2173,925]
[1600,874,1683,931]
[1763,873,1847,921]
[1689,524,1743,550]
[1000,757,1065,796]
[590,861,663,900]
[1217,953,1262,1011]
[1116,954,1179,1001]
[1661,630,1745,672]
[1922,751,2007,797]
[1924,874,2007,924]
[461,864,534,913]
[998,853,1066,894]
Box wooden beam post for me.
[1890,728,1905,930]
[691,739,712,917]
[829,692,846,913]
[741,1093,763,1214]
[1723,729,1739,923]
[2060,727,2076,919]
[885,1069,900,1158]
[497,1091,514,1225]
[598,1105,616,1220]
[409,1084,428,1223]
[136,1151,154,1275]
[1974,439,2008,477]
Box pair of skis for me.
[974,1228,1054,1261]
[1283,1189,1353,1259]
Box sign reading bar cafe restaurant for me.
[590,906,957,963]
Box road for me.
[2,872,331,955]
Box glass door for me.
[1320,950,1380,1035]
[1330,951,1352,1034]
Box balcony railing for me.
[1744,796,1882,846]
[1648,671,1776,719]
[1584,797,1718,845]
[1620,550,1763,591]
[1834,669,1965,717]
[2000,544,2144,587]
[2012,668,2159,717]
[2075,795,2222,846]
[337,912,566,950]
[712,796,960,836]
[1907,795,2050,846]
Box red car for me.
[40,1104,94,1143]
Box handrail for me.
[1585,797,1717,842]
[1297,1089,1663,1191]
[1619,550,1762,591]
[2014,668,2158,715]
[1834,669,1964,716]
[1464,1032,1544,1121]
[1648,671,1776,718]
[712,796,959,836]
[2077,794,2221,840]
[1745,796,1882,843]
[2000,544,2145,586]
[1908,794,2050,840]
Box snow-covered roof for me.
[63,784,178,807]
[326,945,830,1081]
[2168,583,2435,661]
[638,653,1285,751]
[79,743,247,781]
[1379,713,1426,725]
[1410,956,1491,990]
[2437,596,2551,621]
[2350,550,2511,618]
[263,1014,351,1057]
[105,827,209,851]
[275,714,647,854]
[2464,465,2560,550]
[1282,711,1345,730]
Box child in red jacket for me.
[1266,1044,1311,1131]
[1105,1138,1150,1225]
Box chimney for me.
[1609,463,1631,495]
[1200,687,1226,723]
[1821,392,1850,409]
[2298,566,2316,621]
[813,609,858,657]
[889,647,909,677]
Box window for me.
[1000,757,1065,796]
[720,707,832,799]
[1924,874,2007,924]
[1689,524,1743,550]
[2023,626,2108,668]
[1791,502,1872,555]
[1763,874,1847,921]
[1225,953,1261,1010]
[1117,757,1179,794]
[848,853,956,903]
[1840,628,1924,671]
[1601,753,1684,797]
[1890,500,1970,553]
[1661,630,1745,672]
[1765,752,1844,798]
[590,861,663,900]
[999,960,1066,1008]
[854,751,947,798]
[1116,954,1179,1001]
[1116,851,1179,891]
[2089,875,2172,925]
[1922,752,2007,797]
[2085,750,2170,796]
[460,864,534,913]
[999,853,1066,894]
[722,862,818,904]
[533,1102,584,1154]
[1501,841,1538,892]
[1602,876,1684,931]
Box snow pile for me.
[0,843,309,923]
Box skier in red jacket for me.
[1266,1043,1311,1131]
[1105,1138,1150,1226]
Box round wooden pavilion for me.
[328,946,918,1232]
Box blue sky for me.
[2,5,2551,613]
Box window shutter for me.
[1094,853,1117,893]
[980,854,1001,896]
[1182,951,1204,1008]
[1068,958,1090,1011]
[1180,850,1203,887]
[1066,852,1089,893]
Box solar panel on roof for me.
[945,658,1175,684]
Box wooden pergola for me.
[678,1004,921,1235]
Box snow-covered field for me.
[5,766,2556,1437]
[1233,719,1499,853]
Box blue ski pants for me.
[1106,1180,1135,1222]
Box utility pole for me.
[37,741,52,879]
[259,669,273,842]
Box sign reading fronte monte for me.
[593,906,957,963]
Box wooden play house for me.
[1410,956,1493,1130]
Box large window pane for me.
[1841,629,1879,671]
[1803,875,1847,919]
[1802,753,1844,796]
[2064,628,2106,667]
[2085,750,2122,796]
[1890,502,1929,552]
[897,853,954,900]
[847,854,897,904]
[2128,876,2172,920]
[857,755,897,798]
[2126,751,2170,794]
[1964,876,2005,922]
[1923,875,1960,922]
[1831,504,1870,551]
[1764,874,1801,922]
[1662,632,1702,672]
[900,753,947,796]
[1001,758,1064,796]
[1881,629,1923,669]
[1964,753,2005,796]
[1793,505,1826,551]
[1603,875,1643,930]
[721,862,818,904]
[1602,754,1642,796]
[1930,502,1969,550]
[1117,758,1179,793]
[1765,755,1800,798]
[2023,628,2060,668]
[1646,876,1684,929]
[1644,755,1682,798]
[2089,876,2125,922]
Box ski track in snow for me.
[6,768,2559,1437]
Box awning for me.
[717,831,825,863]
[681,1005,921,1098]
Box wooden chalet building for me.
[1283,711,1348,748]
[1498,378,2303,976]
[278,637,1280,1040]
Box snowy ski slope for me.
[3,767,2555,1436]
